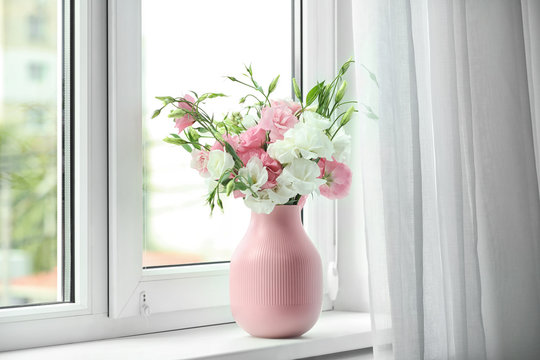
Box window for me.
[28,62,46,82]
[0,0,71,308]
[141,0,292,267]
[0,0,362,353]
[28,14,46,42]
[25,107,46,131]
[110,0,305,320]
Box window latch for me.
[139,291,151,317]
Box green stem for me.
[326,112,346,136]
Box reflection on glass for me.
[142,0,293,267]
[0,0,60,307]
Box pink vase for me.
[229,205,323,338]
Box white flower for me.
[286,122,334,160]
[267,122,335,163]
[301,110,332,130]
[207,150,234,179]
[332,130,351,162]
[267,179,297,204]
[267,137,297,164]
[238,157,268,195]
[244,190,275,214]
[242,114,259,129]
[278,158,326,195]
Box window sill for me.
[4,311,372,359]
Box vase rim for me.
[251,204,302,217]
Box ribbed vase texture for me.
[230,205,323,338]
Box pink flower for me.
[237,126,267,152]
[271,99,301,115]
[318,158,352,199]
[233,190,245,199]
[190,149,210,177]
[259,152,283,189]
[259,104,298,142]
[210,141,223,151]
[175,94,196,134]
[210,134,239,152]
[238,148,282,189]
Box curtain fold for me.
[522,0,540,196]
[349,0,540,359]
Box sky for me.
[141,0,293,263]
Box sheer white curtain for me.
[344,0,540,359]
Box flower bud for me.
[341,106,355,126]
[268,75,280,94]
[335,81,347,103]
[292,78,302,101]
[226,180,235,196]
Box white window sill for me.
[3,311,372,360]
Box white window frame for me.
[0,0,105,323]
[108,0,337,321]
[108,0,233,319]
[0,0,367,352]
[302,0,370,314]
[0,0,109,348]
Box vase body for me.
[230,205,323,338]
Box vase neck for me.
[250,205,302,230]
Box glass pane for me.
[0,0,69,307]
[142,0,293,267]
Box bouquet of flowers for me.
[152,59,355,214]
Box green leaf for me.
[305,84,322,106]
[199,92,227,102]
[318,84,332,111]
[151,109,161,119]
[187,127,200,142]
[235,182,248,191]
[185,128,201,150]
[268,75,280,95]
[163,137,188,146]
[224,143,244,168]
[168,109,187,118]
[226,76,238,82]
[292,78,302,101]
[155,96,176,104]
[181,144,192,152]
[219,173,232,186]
